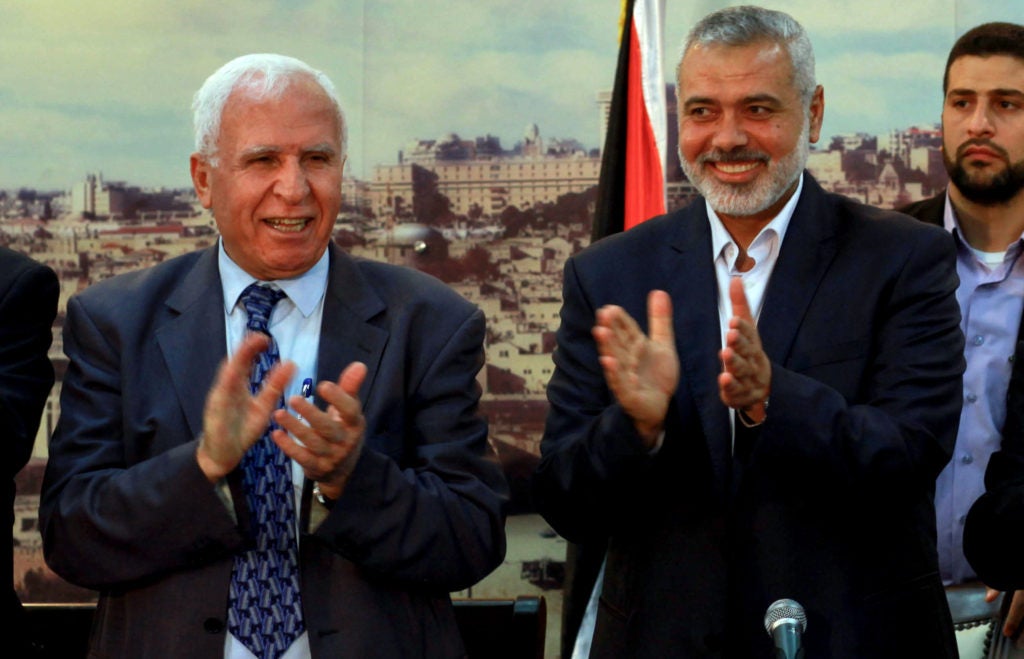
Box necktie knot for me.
[240,283,287,335]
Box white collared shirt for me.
[218,240,328,659]
[707,174,802,450]
[707,174,801,342]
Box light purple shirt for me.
[934,194,1024,586]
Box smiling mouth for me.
[264,218,311,233]
[712,161,762,174]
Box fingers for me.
[719,279,770,410]
[720,329,761,384]
[591,294,679,442]
[338,361,368,397]
[647,290,674,346]
[594,305,642,354]
[198,335,296,482]
[1004,590,1024,639]
[593,306,640,394]
[257,360,297,413]
[210,333,269,395]
[729,276,753,323]
[271,363,368,483]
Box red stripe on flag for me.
[623,18,665,231]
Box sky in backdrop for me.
[1,0,1021,191]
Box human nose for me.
[966,103,995,138]
[710,112,748,152]
[275,158,310,203]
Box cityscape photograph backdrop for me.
[5,1,1022,656]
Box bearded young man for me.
[533,5,963,657]
[900,21,1024,644]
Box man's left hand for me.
[719,277,771,422]
[272,361,368,501]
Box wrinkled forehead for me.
[678,40,799,100]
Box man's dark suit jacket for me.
[2,246,58,646]
[904,192,1024,591]
[533,175,964,657]
[965,413,1024,591]
[39,243,508,658]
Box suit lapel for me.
[758,175,839,364]
[155,248,227,440]
[662,207,732,494]
[315,245,388,408]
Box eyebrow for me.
[682,95,717,108]
[304,143,338,156]
[740,94,783,106]
[238,143,338,159]
[947,87,1024,98]
[682,93,784,112]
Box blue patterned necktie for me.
[228,283,304,659]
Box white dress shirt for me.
[218,240,328,659]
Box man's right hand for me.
[196,333,296,482]
[592,289,679,449]
[987,587,1024,643]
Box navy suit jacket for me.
[533,175,964,657]
[40,243,507,658]
[2,246,57,644]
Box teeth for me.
[715,162,759,174]
[265,218,308,233]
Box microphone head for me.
[764,598,807,635]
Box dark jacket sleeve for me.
[2,253,58,477]
[964,349,1024,591]
[310,295,508,591]
[39,292,248,590]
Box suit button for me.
[204,617,225,634]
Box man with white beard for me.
[533,5,963,657]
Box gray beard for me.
[679,120,809,217]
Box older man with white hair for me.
[40,53,507,659]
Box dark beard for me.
[944,144,1024,205]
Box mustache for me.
[697,149,770,165]
[956,138,1009,161]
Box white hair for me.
[191,53,347,165]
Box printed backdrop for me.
[5,1,1021,656]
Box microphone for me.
[763,598,807,659]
